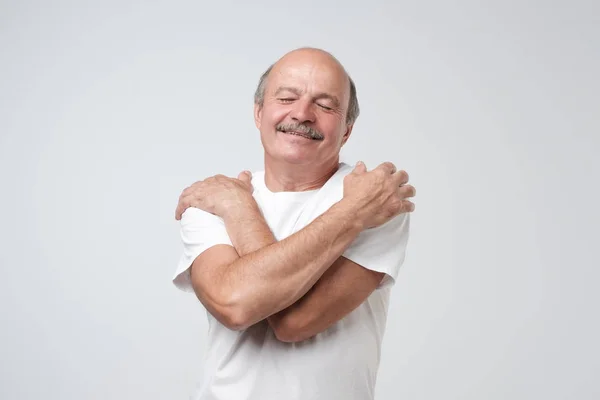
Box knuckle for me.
[374,168,386,178]
[400,170,409,181]
[387,198,400,213]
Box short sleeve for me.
[172,207,233,292]
[342,213,411,290]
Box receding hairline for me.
[271,47,351,90]
[253,47,360,124]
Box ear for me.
[254,103,263,130]
[340,123,354,146]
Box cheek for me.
[320,118,347,143]
[263,104,290,126]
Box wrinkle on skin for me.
[255,48,355,192]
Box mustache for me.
[276,123,324,140]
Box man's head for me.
[253,47,359,167]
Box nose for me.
[290,99,316,124]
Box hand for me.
[175,171,255,220]
[342,161,415,229]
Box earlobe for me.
[254,104,262,129]
[341,124,354,146]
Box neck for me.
[263,155,340,192]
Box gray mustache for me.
[276,123,324,140]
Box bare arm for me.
[268,258,385,342]
[219,203,387,342]
[189,198,363,331]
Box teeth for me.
[288,131,311,139]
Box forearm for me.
[222,203,275,257]
[217,199,362,328]
[222,204,342,336]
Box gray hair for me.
[253,64,360,125]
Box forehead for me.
[268,58,349,102]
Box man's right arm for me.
[188,198,363,331]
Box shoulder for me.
[356,212,410,246]
[180,207,225,229]
[179,207,232,247]
[332,162,355,183]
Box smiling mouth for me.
[279,130,322,140]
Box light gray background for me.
[1,1,598,399]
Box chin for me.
[276,150,315,165]
[264,144,315,164]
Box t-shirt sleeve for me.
[172,207,233,293]
[342,213,411,290]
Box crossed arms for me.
[176,162,415,342]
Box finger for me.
[175,199,189,220]
[353,161,367,174]
[175,195,196,220]
[237,170,252,184]
[375,161,397,175]
[180,181,203,199]
[175,203,184,220]
[399,184,416,198]
[402,200,415,212]
[175,192,187,220]
[392,170,409,186]
[179,188,191,203]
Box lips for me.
[288,131,313,139]
[279,129,317,140]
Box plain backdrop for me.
[1,1,598,399]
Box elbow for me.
[274,330,304,344]
[209,290,257,332]
[218,306,254,331]
[191,280,255,331]
[271,315,312,343]
[191,283,255,331]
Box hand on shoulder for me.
[175,170,256,220]
[341,161,416,229]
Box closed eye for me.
[278,98,296,103]
[317,103,333,111]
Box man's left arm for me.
[222,195,410,343]
[267,256,388,342]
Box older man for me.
[172,47,415,400]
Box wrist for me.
[222,199,273,257]
[222,199,262,225]
[328,198,365,234]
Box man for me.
[172,47,416,400]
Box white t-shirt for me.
[173,162,410,400]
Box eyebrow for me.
[274,86,340,108]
